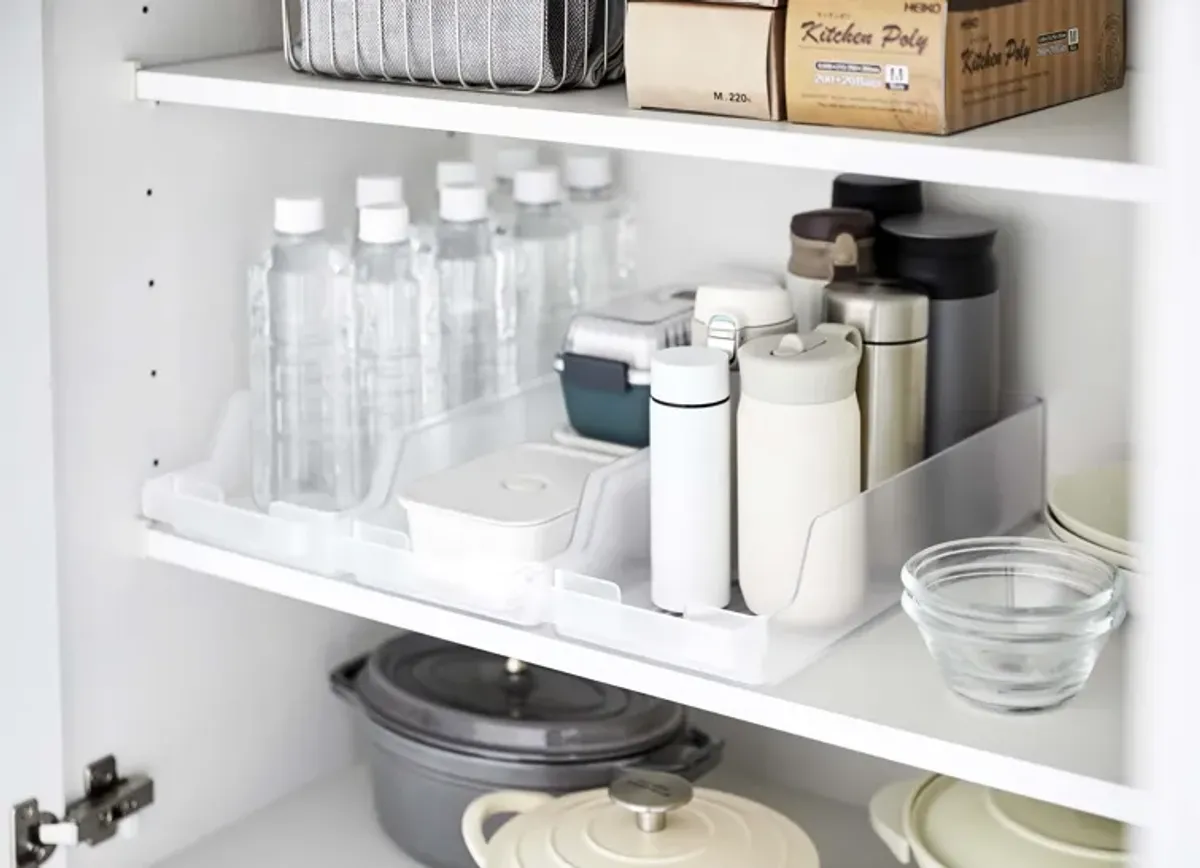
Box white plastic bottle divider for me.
[140,380,648,626]
[553,398,1046,685]
[140,392,350,574]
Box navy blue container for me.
[555,288,695,448]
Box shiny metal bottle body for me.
[824,279,929,489]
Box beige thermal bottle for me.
[737,324,865,626]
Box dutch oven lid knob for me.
[608,771,694,834]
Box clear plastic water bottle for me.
[510,166,580,384]
[353,205,422,497]
[248,197,359,512]
[492,146,538,233]
[428,184,501,414]
[565,152,635,308]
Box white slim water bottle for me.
[650,346,732,614]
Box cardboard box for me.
[626,2,786,121]
[784,0,1126,134]
[690,0,785,8]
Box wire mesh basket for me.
[282,0,625,92]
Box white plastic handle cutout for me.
[868,779,922,864]
[461,789,557,867]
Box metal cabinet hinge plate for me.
[11,755,155,867]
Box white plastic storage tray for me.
[553,399,1047,685]
[142,381,645,626]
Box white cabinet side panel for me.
[44,2,453,865]
[0,0,67,859]
[1132,0,1198,864]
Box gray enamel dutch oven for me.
[332,634,723,868]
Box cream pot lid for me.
[463,770,820,868]
[869,775,1126,868]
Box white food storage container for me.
[398,443,612,561]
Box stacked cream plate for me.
[1045,462,1140,614]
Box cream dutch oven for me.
[869,775,1127,868]
[462,770,820,868]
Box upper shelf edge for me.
[133,51,1152,203]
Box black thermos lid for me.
[831,175,924,224]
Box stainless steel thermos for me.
[824,278,929,488]
[880,213,1000,456]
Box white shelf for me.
[143,526,1140,825]
[133,51,1151,203]
[156,763,897,868]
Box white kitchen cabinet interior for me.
[3,0,1197,865]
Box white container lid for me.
[356,175,404,208]
[495,146,539,181]
[515,166,563,205]
[738,324,863,406]
[693,282,794,331]
[359,205,410,244]
[437,161,479,188]
[565,152,613,190]
[651,346,730,407]
[274,197,325,235]
[399,443,610,529]
[439,184,488,222]
[559,287,696,378]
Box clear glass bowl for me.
[901,537,1126,713]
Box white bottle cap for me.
[514,166,562,205]
[274,197,325,235]
[359,205,410,244]
[651,346,730,407]
[565,152,613,190]
[439,184,488,222]
[495,147,539,181]
[437,161,479,189]
[356,175,404,209]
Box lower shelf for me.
[142,526,1139,825]
[155,764,898,868]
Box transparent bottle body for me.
[568,186,636,308]
[491,179,518,236]
[429,219,502,413]
[248,234,361,512]
[510,204,580,384]
[353,240,422,497]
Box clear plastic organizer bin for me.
[552,398,1046,685]
[141,381,647,626]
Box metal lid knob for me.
[608,771,694,834]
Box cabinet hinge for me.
[11,755,155,867]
